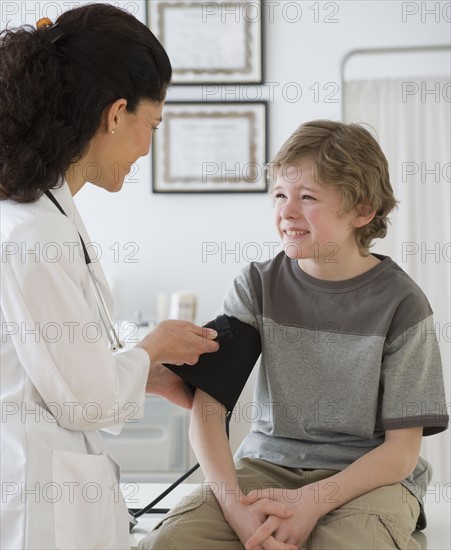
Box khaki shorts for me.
[138,457,421,550]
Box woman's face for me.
[69,99,164,194]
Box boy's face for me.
[273,159,361,265]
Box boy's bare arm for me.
[242,426,423,549]
[189,389,242,506]
[313,425,423,514]
[189,389,296,549]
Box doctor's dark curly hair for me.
[0,3,172,203]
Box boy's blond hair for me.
[267,120,398,254]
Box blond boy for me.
[140,120,448,549]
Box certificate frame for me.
[152,101,268,193]
[147,0,264,85]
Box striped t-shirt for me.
[221,252,448,527]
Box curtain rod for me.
[341,45,449,79]
[340,44,449,119]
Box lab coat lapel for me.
[51,182,115,317]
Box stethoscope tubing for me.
[44,190,124,352]
[86,263,123,352]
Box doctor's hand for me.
[136,319,219,367]
[146,362,194,409]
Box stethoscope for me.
[45,190,124,352]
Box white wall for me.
[77,0,450,327]
[3,0,449,463]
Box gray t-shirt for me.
[221,252,448,527]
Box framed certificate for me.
[147,0,263,84]
[152,102,268,193]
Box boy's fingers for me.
[249,534,296,550]
[266,501,293,518]
[263,542,297,550]
[244,517,279,549]
[241,489,268,503]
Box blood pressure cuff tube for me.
[164,315,261,412]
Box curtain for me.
[344,77,450,485]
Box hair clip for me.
[36,17,53,30]
[36,17,64,44]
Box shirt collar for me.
[46,180,76,221]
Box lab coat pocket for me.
[53,450,117,549]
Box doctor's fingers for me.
[184,322,220,353]
[188,321,218,340]
[157,320,219,364]
[180,334,219,365]
[158,319,218,341]
[136,320,215,365]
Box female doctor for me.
[0,4,219,549]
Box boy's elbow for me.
[394,463,415,483]
[386,426,423,482]
[398,451,421,481]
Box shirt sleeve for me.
[1,220,150,431]
[220,264,261,328]
[380,311,449,436]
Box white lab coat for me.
[0,182,150,549]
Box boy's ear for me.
[352,202,376,228]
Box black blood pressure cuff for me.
[164,315,261,412]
